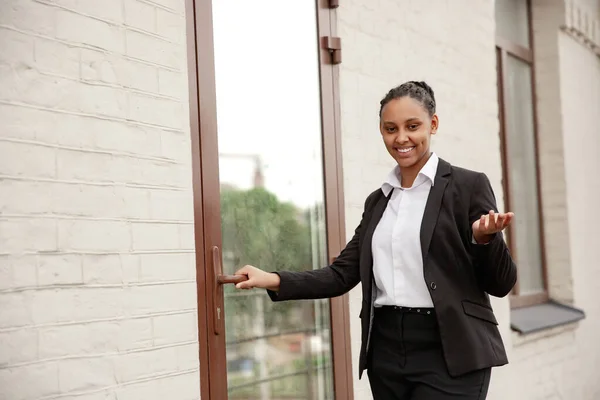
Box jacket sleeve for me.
[468,173,517,297]
[267,194,374,301]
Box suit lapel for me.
[420,159,451,266]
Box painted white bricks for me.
[82,254,129,285]
[119,317,153,351]
[0,218,58,254]
[125,0,157,33]
[58,357,117,393]
[139,253,194,282]
[129,92,185,129]
[38,254,83,286]
[56,10,125,54]
[126,31,182,69]
[50,0,125,23]
[34,36,81,79]
[58,220,131,252]
[156,8,184,43]
[532,0,575,305]
[80,49,161,93]
[153,312,197,346]
[0,0,199,399]
[0,257,37,290]
[131,223,179,250]
[0,0,57,37]
[38,321,121,359]
[0,141,56,179]
[0,361,60,400]
[0,328,38,365]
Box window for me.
[495,0,548,307]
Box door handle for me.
[217,274,248,285]
[212,246,249,335]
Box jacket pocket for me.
[462,300,498,325]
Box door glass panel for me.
[212,1,334,399]
[503,54,544,294]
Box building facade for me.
[0,0,599,399]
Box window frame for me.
[185,0,354,398]
[495,0,549,309]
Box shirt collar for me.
[381,153,439,196]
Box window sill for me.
[510,300,585,338]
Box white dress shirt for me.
[372,153,439,308]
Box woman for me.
[234,81,517,400]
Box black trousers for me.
[367,306,491,400]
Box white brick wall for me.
[559,29,600,400]
[0,1,199,399]
[532,0,576,305]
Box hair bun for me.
[413,81,435,99]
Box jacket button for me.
[430,282,437,290]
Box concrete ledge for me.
[510,300,585,335]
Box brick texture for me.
[560,22,600,400]
[0,1,199,399]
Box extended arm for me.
[235,193,378,301]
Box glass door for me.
[188,0,347,398]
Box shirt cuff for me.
[472,234,490,245]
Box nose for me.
[394,129,410,145]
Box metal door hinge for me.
[329,0,339,8]
[323,36,342,65]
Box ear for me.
[430,114,439,135]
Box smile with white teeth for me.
[397,147,415,153]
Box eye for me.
[407,124,420,131]
[385,126,397,133]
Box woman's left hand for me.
[472,210,514,244]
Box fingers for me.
[504,212,514,227]
[234,265,251,276]
[236,280,254,290]
[496,213,505,230]
[479,211,514,233]
[489,210,500,231]
[234,265,253,290]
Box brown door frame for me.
[185,0,354,398]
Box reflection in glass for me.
[212,1,334,399]
[504,55,544,295]
[495,0,530,48]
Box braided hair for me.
[378,81,436,117]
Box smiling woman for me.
[234,80,517,400]
[378,81,439,188]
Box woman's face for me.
[380,96,438,170]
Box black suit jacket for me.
[268,158,517,378]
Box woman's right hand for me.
[234,265,281,291]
